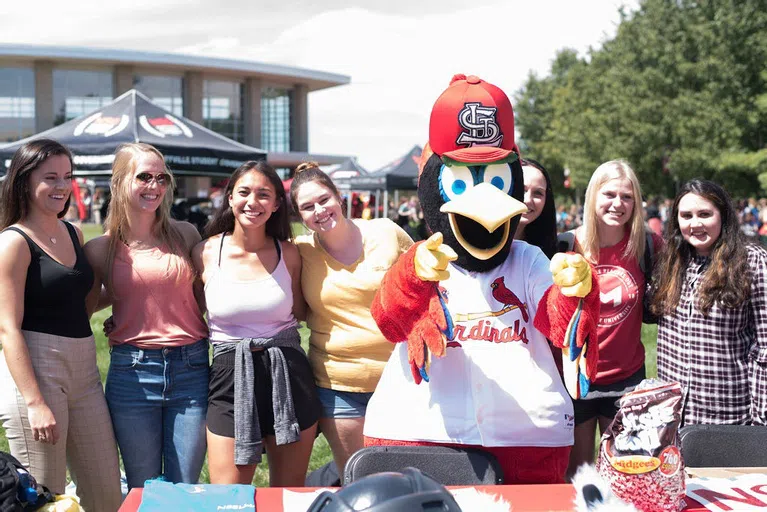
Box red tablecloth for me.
[119,485,709,511]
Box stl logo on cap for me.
[429,74,518,164]
[456,103,503,147]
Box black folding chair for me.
[679,424,767,467]
[343,445,504,486]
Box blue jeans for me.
[105,338,209,489]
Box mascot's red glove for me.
[534,252,601,399]
[371,239,452,384]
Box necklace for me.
[28,219,59,245]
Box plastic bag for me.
[596,380,686,512]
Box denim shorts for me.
[105,338,209,488]
[316,386,374,419]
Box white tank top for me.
[205,235,298,343]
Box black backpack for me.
[0,452,53,512]
[556,230,658,324]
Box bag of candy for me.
[596,379,686,512]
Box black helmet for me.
[306,467,463,512]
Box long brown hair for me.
[103,143,190,296]
[519,158,557,259]
[0,138,73,229]
[204,161,292,241]
[650,179,750,316]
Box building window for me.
[52,69,113,125]
[134,75,183,115]
[202,80,244,142]
[0,67,35,142]
[261,87,292,152]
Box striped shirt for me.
[657,243,767,427]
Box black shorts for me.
[573,365,645,425]
[206,347,321,438]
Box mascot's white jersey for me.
[364,241,574,447]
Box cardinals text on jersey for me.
[364,241,574,448]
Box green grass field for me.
[0,223,659,487]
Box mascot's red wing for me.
[533,270,601,379]
[371,241,447,384]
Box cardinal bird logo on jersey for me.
[490,277,529,322]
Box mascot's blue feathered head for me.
[417,74,526,273]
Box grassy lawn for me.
[0,224,330,487]
[1,223,659,486]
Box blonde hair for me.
[103,143,191,296]
[580,160,646,264]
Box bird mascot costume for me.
[363,74,601,484]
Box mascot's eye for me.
[439,165,474,202]
[482,163,513,194]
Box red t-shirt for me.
[575,231,662,385]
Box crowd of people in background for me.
[556,195,767,247]
[1,138,766,511]
[58,175,767,252]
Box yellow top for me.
[296,218,414,392]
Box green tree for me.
[515,0,767,197]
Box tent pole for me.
[375,189,381,219]
[394,190,399,209]
[347,191,353,218]
[383,190,389,219]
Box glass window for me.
[261,87,292,152]
[52,69,113,125]
[134,75,183,115]
[202,80,244,142]
[0,67,35,142]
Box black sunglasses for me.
[135,172,170,186]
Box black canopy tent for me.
[330,157,368,178]
[327,157,368,193]
[345,145,422,218]
[347,145,421,191]
[0,89,266,178]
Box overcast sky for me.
[2,0,639,171]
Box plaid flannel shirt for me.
[657,243,767,427]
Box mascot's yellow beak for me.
[440,183,527,260]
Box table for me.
[119,485,710,511]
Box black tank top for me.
[4,222,94,338]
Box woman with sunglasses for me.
[0,139,122,511]
[83,143,209,489]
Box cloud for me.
[177,1,637,170]
[2,0,637,170]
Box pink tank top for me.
[205,236,298,343]
[109,242,208,348]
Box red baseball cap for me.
[429,74,518,164]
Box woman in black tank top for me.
[0,139,121,511]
